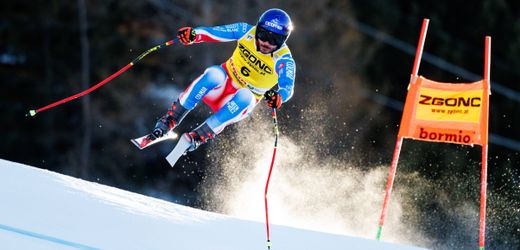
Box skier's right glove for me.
[177,27,196,45]
[264,90,282,109]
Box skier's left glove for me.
[177,27,196,45]
[264,90,282,109]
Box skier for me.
[150,8,296,157]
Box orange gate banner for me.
[398,76,490,146]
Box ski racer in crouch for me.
[146,9,296,161]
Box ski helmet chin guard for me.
[256,8,293,50]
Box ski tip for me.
[131,136,155,150]
[130,139,143,150]
[131,131,178,150]
[27,110,37,117]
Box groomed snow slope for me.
[0,159,427,250]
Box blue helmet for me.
[256,9,293,48]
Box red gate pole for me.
[479,36,491,250]
[411,19,430,79]
[376,136,403,240]
[376,18,429,240]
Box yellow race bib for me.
[226,27,289,98]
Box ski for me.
[131,130,178,150]
[165,133,193,167]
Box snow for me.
[0,159,427,250]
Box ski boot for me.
[152,99,189,139]
[184,123,216,152]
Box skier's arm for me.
[192,22,252,43]
[275,55,296,103]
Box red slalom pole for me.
[264,107,279,249]
[411,19,429,78]
[376,136,403,240]
[376,18,429,240]
[479,36,491,250]
[479,144,488,250]
[27,38,178,117]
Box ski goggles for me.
[256,26,287,47]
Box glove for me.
[264,90,282,109]
[177,27,196,45]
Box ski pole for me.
[27,38,179,117]
[264,107,279,249]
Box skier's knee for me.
[203,66,226,84]
[233,88,255,108]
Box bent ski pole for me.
[27,38,179,117]
[264,107,279,249]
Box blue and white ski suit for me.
[177,22,296,134]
